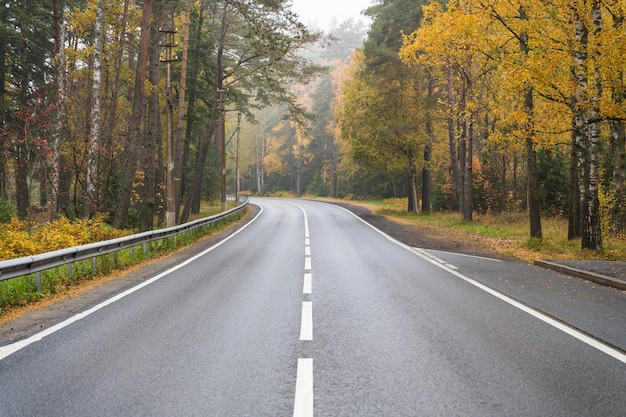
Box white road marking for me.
[300,301,313,341]
[287,202,315,417]
[293,358,314,417]
[303,210,310,239]
[336,204,626,365]
[0,205,266,361]
[419,253,626,364]
[303,273,312,294]
[415,247,502,262]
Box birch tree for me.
[86,0,105,216]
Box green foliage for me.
[305,174,330,197]
[0,198,17,223]
[367,197,626,261]
[537,149,569,216]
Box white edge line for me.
[0,205,265,361]
[293,358,314,417]
[419,248,502,262]
[333,204,626,365]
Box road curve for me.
[0,198,624,416]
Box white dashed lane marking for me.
[300,301,313,341]
[292,203,314,417]
[303,273,312,294]
[293,358,314,417]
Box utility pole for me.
[236,112,241,205]
[218,88,227,212]
[160,27,177,227]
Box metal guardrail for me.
[0,197,248,290]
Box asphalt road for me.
[1,198,625,416]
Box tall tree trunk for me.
[180,104,219,223]
[447,64,459,212]
[86,0,106,216]
[330,143,338,199]
[582,0,603,250]
[15,53,30,220]
[51,0,66,218]
[610,120,626,233]
[113,0,154,229]
[0,6,6,199]
[100,0,129,216]
[568,115,582,239]
[571,3,591,247]
[463,116,473,222]
[15,127,30,220]
[518,5,542,238]
[459,69,472,222]
[422,72,435,214]
[422,144,432,214]
[609,14,625,234]
[408,150,420,214]
[177,1,206,221]
[185,4,228,216]
[525,89,542,238]
[138,1,164,232]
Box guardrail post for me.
[143,242,147,255]
[92,256,97,274]
[68,263,73,281]
[37,272,42,293]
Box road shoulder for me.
[0,205,261,346]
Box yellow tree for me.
[562,0,626,248]
[598,0,626,234]
[336,51,430,212]
[477,0,565,239]
[401,0,492,221]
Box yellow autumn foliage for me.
[0,215,130,261]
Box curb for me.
[534,260,626,291]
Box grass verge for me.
[328,197,626,263]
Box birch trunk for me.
[51,0,65,218]
[87,0,106,216]
[582,0,603,250]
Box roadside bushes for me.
[0,215,129,261]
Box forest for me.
[1,0,324,230]
[1,0,625,253]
